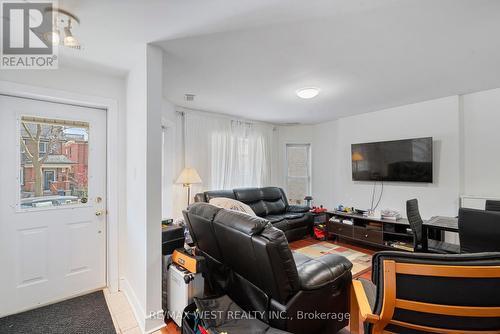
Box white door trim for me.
[0,80,120,293]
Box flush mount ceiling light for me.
[296,87,320,99]
[44,8,81,49]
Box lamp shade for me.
[352,152,364,161]
[176,167,202,185]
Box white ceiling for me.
[60,0,372,74]
[58,0,500,123]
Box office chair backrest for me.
[485,200,500,212]
[406,199,423,244]
[368,251,500,334]
[459,207,500,253]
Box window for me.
[39,141,48,154]
[286,144,311,204]
[20,116,89,208]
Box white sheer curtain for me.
[184,112,275,192]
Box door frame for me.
[43,169,56,191]
[0,80,120,293]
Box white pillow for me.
[209,197,256,216]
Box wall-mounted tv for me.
[351,137,433,183]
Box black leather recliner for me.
[183,203,353,334]
[194,187,313,242]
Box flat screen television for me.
[351,137,433,183]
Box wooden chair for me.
[350,251,500,334]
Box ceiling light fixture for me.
[44,8,81,49]
[296,87,320,99]
[63,18,80,49]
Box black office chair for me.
[406,199,459,254]
[485,200,500,212]
[458,207,500,253]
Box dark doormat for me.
[0,290,116,334]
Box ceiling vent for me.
[184,94,195,101]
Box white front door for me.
[0,95,107,317]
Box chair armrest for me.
[295,253,352,290]
[287,205,310,213]
[351,280,379,323]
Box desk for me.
[422,216,459,252]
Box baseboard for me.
[119,277,166,333]
[119,277,147,331]
[145,316,166,334]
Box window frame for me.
[285,143,312,204]
[39,141,48,154]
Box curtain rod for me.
[175,107,278,129]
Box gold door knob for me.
[95,210,105,216]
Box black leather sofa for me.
[183,203,353,334]
[194,187,313,242]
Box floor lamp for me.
[176,167,202,206]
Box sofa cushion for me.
[248,200,268,217]
[234,187,264,202]
[204,190,236,202]
[295,253,353,290]
[266,198,287,215]
[287,205,310,213]
[261,187,285,201]
[266,213,308,232]
[270,220,290,232]
[209,197,256,216]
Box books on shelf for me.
[387,241,414,252]
[381,209,402,221]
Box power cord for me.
[373,180,384,210]
[370,181,376,210]
[370,180,384,211]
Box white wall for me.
[124,44,164,333]
[124,48,148,330]
[331,97,460,218]
[462,88,500,198]
[279,89,500,223]
[278,96,461,220]
[161,100,176,219]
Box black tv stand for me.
[326,211,415,251]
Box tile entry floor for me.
[103,288,170,334]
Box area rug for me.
[294,241,372,277]
[0,290,116,334]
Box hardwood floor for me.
[161,237,375,333]
[160,321,180,334]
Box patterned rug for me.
[294,241,372,277]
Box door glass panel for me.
[20,116,89,209]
